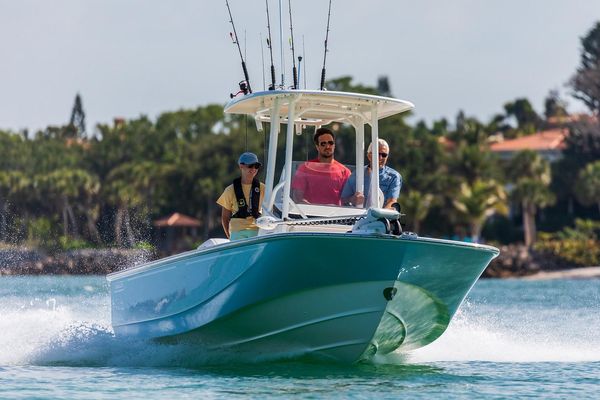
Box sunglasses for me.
[242,163,261,169]
[378,152,388,158]
[319,140,335,147]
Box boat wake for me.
[2,298,599,367]
[392,301,600,364]
[0,302,299,367]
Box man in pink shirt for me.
[291,128,351,205]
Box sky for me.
[1,0,599,133]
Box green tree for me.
[503,98,541,135]
[450,112,492,145]
[452,179,508,242]
[155,105,224,142]
[570,21,600,114]
[544,90,568,120]
[69,93,86,137]
[39,168,101,243]
[536,219,600,266]
[574,160,600,214]
[447,144,500,185]
[554,118,600,205]
[0,130,30,170]
[376,76,392,97]
[104,163,145,247]
[104,161,175,246]
[325,76,379,95]
[507,151,556,246]
[399,190,434,234]
[0,170,30,242]
[0,170,33,242]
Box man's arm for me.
[384,171,402,209]
[341,171,363,206]
[291,165,308,203]
[292,189,307,204]
[383,197,396,209]
[221,208,232,239]
[342,192,365,207]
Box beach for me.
[522,266,600,280]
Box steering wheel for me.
[267,180,308,219]
[288,196,308,219]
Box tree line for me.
[0,22,599,259]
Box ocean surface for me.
[1,275,599,399]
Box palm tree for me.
[399,190,434,234]
[105,161,174,247]
[452,179,508,243]
[447,143,500,185]
[0,172,12,241]
[40,168,100,240]
[574,160,600,214]
[105,164,145,247]
[507,151,556,247]
[41,169,78,238]
[0,170,30,242]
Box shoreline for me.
[0,248,154,276]
[519,266,600,280]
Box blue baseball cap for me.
[238,152,262,166]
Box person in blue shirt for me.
[341,139,402,209]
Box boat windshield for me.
[270,161,366,219]
[290,160,354,206]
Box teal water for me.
[1,276,599,398]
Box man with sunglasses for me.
[291,127,351,205]
[341,139,402,209]
[217,152,265,240]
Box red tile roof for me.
[490,129,567,152]
[153,212,201,227]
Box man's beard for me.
[319,150,333,159]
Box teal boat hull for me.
[108,233,498,362]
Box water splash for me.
[1,303,275,367]
[14,306,600,368]
[404,302,600,363]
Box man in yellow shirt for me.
[216,152,265,240]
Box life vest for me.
[231,177,261,219]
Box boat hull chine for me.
[161,281,391,363]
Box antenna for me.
[320,0,332,91]
[225,0,252,95]
[288,0,298,89]
[265,0,277,90]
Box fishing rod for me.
[278,0,285,88]
[288,0,298,89]
[320,0,332,91]
[297,55,302,90]
[225,0,252,96]
[265,0,277,90]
